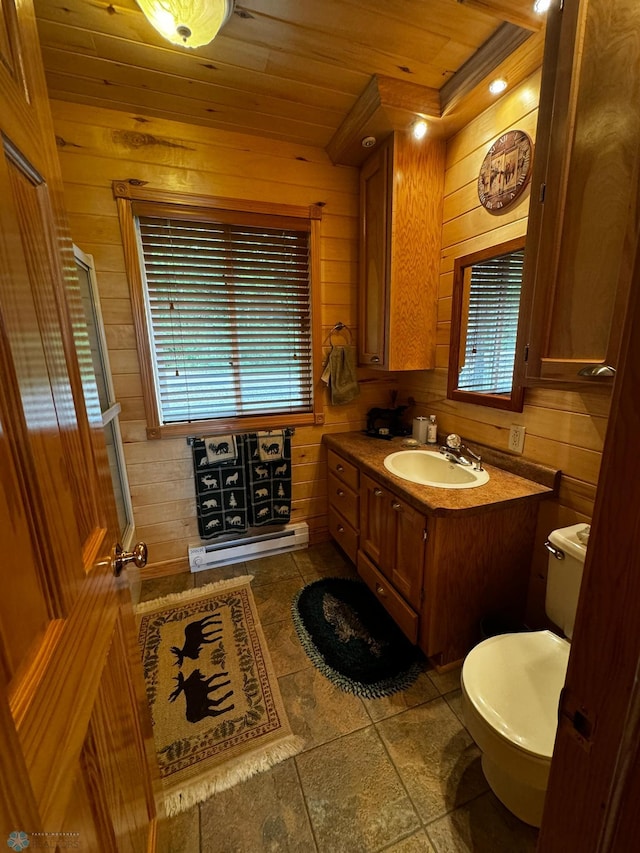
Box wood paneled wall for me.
[51,100,395,576]
[393,69,612,625]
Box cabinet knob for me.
[370,355,381,363]
[373,488,383,498]
[391,501,402,512]
[337,525,345,534]
[375,584,387,598]
[336,464,344,472]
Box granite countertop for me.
[324,431,559,517]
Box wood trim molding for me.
[112,181,320,222]
[440,23,533,115]
[114,195,162,434]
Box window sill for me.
[146,411,324,440]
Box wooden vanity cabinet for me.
[327,449,359,564]
[516,0,640,385]
[358,131,444,371]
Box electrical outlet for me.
[509,424,526,455]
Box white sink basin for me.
[384,449,490,489]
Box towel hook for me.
[326,322,352,346]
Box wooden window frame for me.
[113,182,324,439]
[448,236,526,412]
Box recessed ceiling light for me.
[489,78,508,95]
[533,0,552,13]
[412,119,428,140]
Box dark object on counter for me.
[366,405,409,438]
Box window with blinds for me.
[457,248,524,395]
[135,210,314,425]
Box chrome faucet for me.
[440,434,483,471]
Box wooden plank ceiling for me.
[33,0,545,162]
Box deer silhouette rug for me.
[135,576,302,816]
[292,577,422,699]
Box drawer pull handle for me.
[337,525,345,534]
[336,464,344,472]
[376,584,387,598]
[337,489,345,497]
[373,489,383,498]
[392,501,402,512]
[370,355,381,363]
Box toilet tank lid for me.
[548,523,589,564]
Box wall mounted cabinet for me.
[359,131,445,371]
[516,0,640,386]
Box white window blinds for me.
[458,248,524,395]
[137,214,313,424]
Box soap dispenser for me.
[427,414,438,445]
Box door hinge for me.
[539,182,546,203]
[524,344,529,363]
[422,528,428,542]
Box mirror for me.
[447,236,525,411]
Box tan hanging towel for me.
[321,345,360,405]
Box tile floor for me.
[136,542,538,853]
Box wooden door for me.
[359,473,391,569]
[536,168,640,849]
[0,1,159,850]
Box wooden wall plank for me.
[53,100,386,574]
[393,72,612,625]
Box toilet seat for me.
[462,630,570,759]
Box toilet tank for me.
[545,523,589,639]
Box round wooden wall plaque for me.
[477,130,533,212]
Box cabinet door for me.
[358,139,390,367]
[360,474,426,611]
[386,496,426,611]
[517,0,640,385]
[359,473,391,568]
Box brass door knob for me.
[112,541,148,577]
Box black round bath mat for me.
[291,577,421,698]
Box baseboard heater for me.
[188,522,309,572]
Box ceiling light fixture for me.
[489,78,508,95]
[136,0,235,49]
[533,0,552,13]
[412,119,428,140]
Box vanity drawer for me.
[357,550,419,644]
[327,449,359,492]
[328,506,358,565]
[328,472,359,529]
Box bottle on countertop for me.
[427,414,438,445]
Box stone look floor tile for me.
[426,667,462,697]
[293,541,358,581]
[382,830,436,852]
[262,616,312,678]
[363,670,440,723]
[296,726,420,853]
[279,667,370,750]
[247,552,303,587]
[138,571,194,603]
[425,791,539,852]
[162,807,200,853]
[193,562,249,587]
[252,576,306,626]
[444,689,466,728]
[199,758,317,853]
[376,698,488,824]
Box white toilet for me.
[461,523,588,827]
